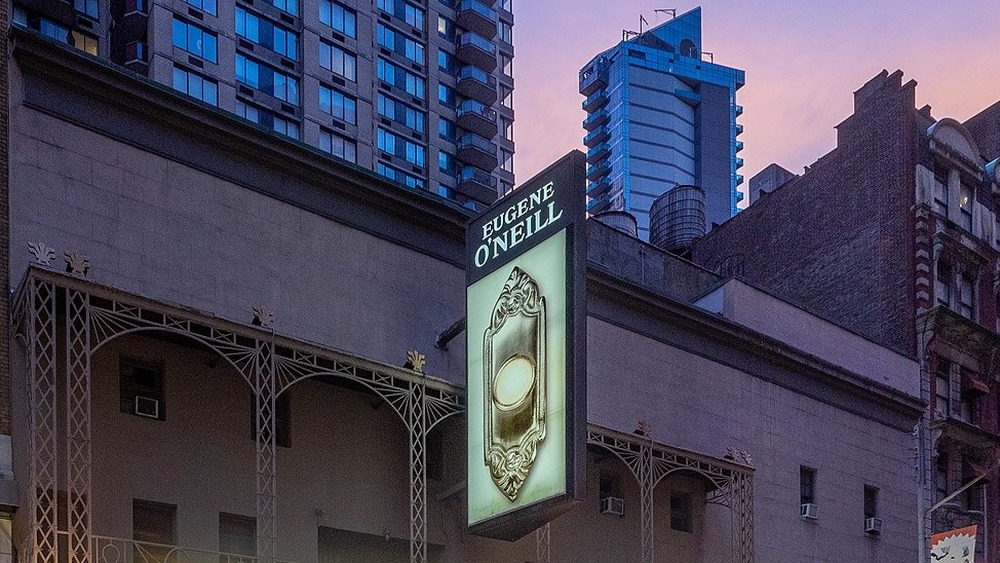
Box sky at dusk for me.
[511,0,1000,204]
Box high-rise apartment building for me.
[11,0,515,207]
[579,7,744,239]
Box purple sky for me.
[511,1,1000,203]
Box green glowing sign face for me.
[467,231,568,525]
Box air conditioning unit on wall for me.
[134,396,160,419]
[865,517,882,534]
[600,496,624,516]
[800,503,819,520]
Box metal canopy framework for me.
[13,264,754,563]
[586,426,754,563]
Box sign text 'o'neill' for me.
[474,182,564,268]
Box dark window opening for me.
[670,492,693,532]
[219,513,256,557]
[120,357,165,420]
[800,466,816,505]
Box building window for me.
[598,473,622,510]
[272,116,299,140]
[437,50,454,75]
[670,492,693,532]
[377,58,425,100]
[500,149,513,173]
[935,359,951,418]
[377,128,425,167]
[236,9,298,60]
[959,183,974,231]
[184,0,217,16]
[498,20,512,44]
[501,117,513,141]
[500,85,513,109]
[438,83,455,108]
[318,130,357,163]
[120,358,164,420]
[236,101,261,124]
[437,16,454,40]
[319,85,357,124]
[934,452,949,502]
[499,0,511,11]
[269,0,296,16]
[133,500,175,550]
[800,467,816,506]
[933,165,949,216]
[377,23,425,66]
[172,18,218,62]
[377,93,425,133]
[500,53,513,78]
[250,393,291,448]
[74,0,98,18]
[426,429,444,481]
[319,0,356,37]
[936,262,951,308]
[236,55,298,105]
[438,151,454,175]
[378,162,425,189]
[379,0,423,28]
[439,118,455,142]
[959,273,975,319]
[219,514,255,557]
[70,31,99,55]
[319,42,356,81]
[863,485,879,521]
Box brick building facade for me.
[694,69,1000,561]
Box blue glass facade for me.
[579,7,744,239]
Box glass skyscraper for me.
[579,7,744,239]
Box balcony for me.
[18,0,75,25]
[456,0,497,39]
[587,180,613,200]
[736,157,744,169]
[587,142,610,162]
[583,127,609,148]
[456,65,497,105]
[579,58,608,97]
[456,32,497,72]
[736,140,744,152]
[735,123,744,136]
[456,165,498,203]
[457,99,497,139]
[583,111,609,131]
[582,90,608,113]
[735,104,743,116]
[586,162,610,182]
[457,132,497,170]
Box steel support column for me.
[408,384,427,563]
[255,341,277,563]
[28,279,58,563]
[65,289,92,563]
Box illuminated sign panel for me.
[466,151,586,540]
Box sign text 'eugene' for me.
[473,182,564,269]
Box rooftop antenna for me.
[639,14,648,33]
[622,29,639,41]
[654,8,676,22]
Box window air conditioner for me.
[800,503,819,520]
[134,396,160,419]
[600,496,624,516]
[865,517,882,534]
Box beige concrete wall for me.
[9,104,467,386]
[695,279,920,397]
[587,316,918,562]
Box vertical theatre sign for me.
[466,151,587,540]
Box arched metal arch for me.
[587,425,754,563]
